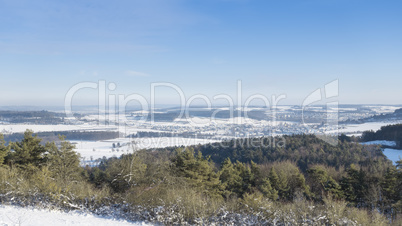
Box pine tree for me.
[8,130,46,168]
[235,161,253,194]
[307,166,343,200]
[219,158,243,197]
[0,133,9,165]
[325,177,343,199]
[172,147,223,198]
[381,167,398,213]
[340,164,367,206]
[259,177,278,200]
[269,167,280,191]
[287,172,310,199]
[250,161,277,199]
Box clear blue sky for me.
[0,0,401,106]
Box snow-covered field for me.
[326,121,402,135]
[0,205,148,226]
[383,148,402,164]
[360,140,400,165]
[0,123,176,135]
[2,118,402,163]
[360,140,402,165]
[361,140,397,147]
[0,124,113,134]
[367,105,401,114]
[73,137,216,160]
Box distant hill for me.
[342,107,402,124]
[0,110,65,124]
[3,130,120,144]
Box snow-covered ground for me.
[73,137,216,160]
[2,117,401,163]
[367,105,401,114]
[326,121,402,135]
[0,124,113,134]
[0,205,148,226]
[383,148,402,164]
[361,140,397,147]
[360,140,400,164]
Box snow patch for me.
[0,205,148,226]
[361,140,397,147]
[383,148,402,165]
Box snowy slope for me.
[0,205,149,226]
[383,148,402,164]
[73,137,215,160]
[361,140,397,147]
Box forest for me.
[361,124,402,148]
[0,130,401,225]
[0,110,67,124]
[2,130,120,144]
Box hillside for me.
[1,130,400,224]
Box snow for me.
[331,107,357,112]
[383,148,402,165]
[326,121,402,134]
[73,137,215,160]
[0,205,148,226]
[360,141,402,165]
[361,140,397,147]
[0,124,181,136]
[272,106,293,111]
[172,116,264,126]
[0,124,119,134]
[366,105,401,114]
[345,133,362,137]
[361,141,400,164]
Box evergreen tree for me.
[46,136,81,182]
[268,167,280,191]
[381,167,398,215]
[250,161,277,200]
[307,166,343,200]
[8,130,46,168]
[235,161,253,195]
[219,158,243,197]
[172,147,223,198]
[340,164,367,206]
[269,167,290,199]
[260,177,278,200]
[268,162,310,200]
[287,172,310,199]
[325,177,343,199]
[0,133,9,165]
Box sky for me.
[0,0,401,107]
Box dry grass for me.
[0,166,110,207]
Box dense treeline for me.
[3,130,120,144]
[0,110,66,124]
[0,130,401,224]
[362,124,402,148]
[344,108,402,124]
[0,130,83,176]
[161,134,388,172]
